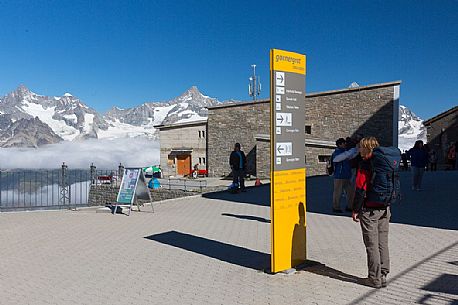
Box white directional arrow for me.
[276,72,285,86]
[276,142,292,156]
[276,113,292,127]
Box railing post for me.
[90,163,96,185]
[118,163,124,180]
[60,162,70,208]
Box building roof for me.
[208,80,402,110]
[154,119,207,130]
[423,106,458,125]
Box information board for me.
[115,168,153,215]
[270,49,307,273]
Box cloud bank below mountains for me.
[0,138,160,169]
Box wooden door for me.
[176,155,191,175]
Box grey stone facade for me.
[207,81,400,178]
[206,102,270,177]
[156,120,207,177]
[423,106,458,167]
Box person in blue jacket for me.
[332,138,359,213]
[407,140,428,191]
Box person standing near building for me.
[408,140,428,191]
[352,137,401,289]
[428,147,438,171]
[447,142,456,170]
[229,142,247,192]
[332,138,359,213]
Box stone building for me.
[155,120,207,177]
[423,106,458,167]
[207,81,401,177]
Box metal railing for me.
[0,164,208,211]
[0,167,121,211]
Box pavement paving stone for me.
[0,171,457,305]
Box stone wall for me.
[305,85,396,146]
[208,82,400,177]
[424,107,458,167]
[207,102,270,177]
[88,185,200,206]
[158,121,207,177]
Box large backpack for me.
[367,147,401,206]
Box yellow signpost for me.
[270,49,307,273]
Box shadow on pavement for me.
[298,260,362,285]
[202,184,270,206]
[422,274,458,295]
[306,171,458,230]
[203,171,458,230]
[145,231,270,271]
[221,213,270,223]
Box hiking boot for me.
[359,277,382,289]
[381,275,387,288]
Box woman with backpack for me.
[352,137,401,289]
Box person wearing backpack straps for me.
[331,138,359,213]
[352,137,401,289]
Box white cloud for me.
[0,138,160,169]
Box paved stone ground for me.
[0,171,457,305]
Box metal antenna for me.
[248,64,261,101]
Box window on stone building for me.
[304,155,307,164]
[202,130,205,138]
[203,157,206,164]
[199,157,202,164]
[198,131,202,138]
[318,155,331,163]
[305,125,311,134]
[167,155,175,166]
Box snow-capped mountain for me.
[398,105,427,152]
[0,85,108,147]
[0,116,63,148]
[101,86,220,139]
[0,85,221,146]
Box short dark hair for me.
[235,143,241,148]
[336,138,346,146]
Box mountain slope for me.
[0,85,108,143]
[0,116,63,148]
[398,105,427,151]
[100,86,220,139]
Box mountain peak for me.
[183,86,202,96]
[15,84,32,94]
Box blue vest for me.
[332,148,352,179]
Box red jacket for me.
[353,159,387,211]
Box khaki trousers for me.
[332,179,354,210]
[360,207,390,283]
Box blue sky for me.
[0,0,456,119]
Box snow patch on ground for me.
[98,119,156,139]
[22,101,79,140]
[63,114,77,122]
[83,113,94,133]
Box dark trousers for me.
[360,207,390,284]
[232,168,245,189]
